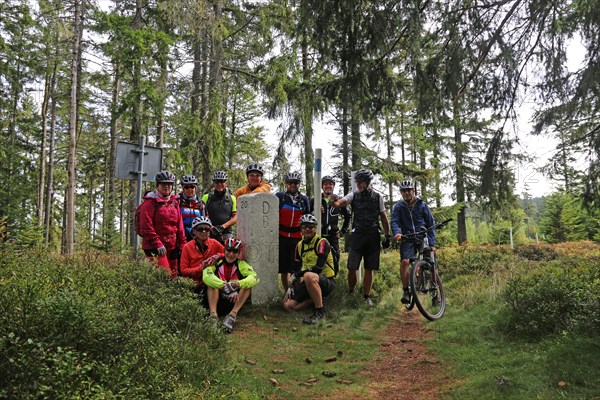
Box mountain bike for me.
[401,219,452,321]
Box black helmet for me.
[156,170,175,184]
[354,169,373,183]
[285,171,302,183]
[321,175,335,185]
[299,214,318,226]
[180,174,198,186]
[399,179,414,190]
[213,170,228,181]
[246,163,264,176]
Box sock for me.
[403,287,410,292]
[315,307,324,315]
[229,311,237,318]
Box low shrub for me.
[0,249,248,399]
[513,243,559,261]
[437,244,514,279]
[499,260,600,340]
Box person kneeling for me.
[203,237,259,333]
[283,214,335,324]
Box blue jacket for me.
[391,197,436,246]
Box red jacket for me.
[180,238,224,284]
[139,191,186,251]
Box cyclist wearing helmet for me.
[276,172,310,291]
[202,170,237,244]
[179,174,206,242]
[140,170,186,278]
[391,179,436,304]
[203,237,259,333]
[234,163,271,197]
[329,169,391,306]
[180,216,224,286]
[283,214,335,324]
[310,175,350,276]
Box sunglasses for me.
[287,181,300,185]
[194,227,211,232]
[213,180,227,184]
[183,185,196,189]
[301,225,316,230]
[225,248,239,254]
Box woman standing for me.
[139,170,186,277]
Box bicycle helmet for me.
[246,163,264,176]
[299,214,318,226]
[213,170,228,181]
[224,237,243,251]
[354,169,373,183]
[321,175,335,185]
[191,216,212,230]
[156,170,175,184]
[180,174,198,186]
[285,171,302,183]
[399,179,414,190]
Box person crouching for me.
[283,214,335,324]
[202,237,259,333]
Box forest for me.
[1,0,599,254]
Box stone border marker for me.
[237,192,279,304]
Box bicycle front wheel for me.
[410,260,446,320]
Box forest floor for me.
[328,309,454,399]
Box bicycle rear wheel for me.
[410,260,445,320]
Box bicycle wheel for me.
[410,260,446,320]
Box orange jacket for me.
[234,180,271,198]
[180,238,224,284]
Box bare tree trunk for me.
[37,68,51,226]
[385,114,394,211]
[107,61,120,249]
[301,39,314,198]
[65,0,82,254]
[453,99,467,244]
[431,120,442,208]
[45,82,57,244]
[191,35,202,176]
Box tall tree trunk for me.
[191,35,202,176]
[38,68,51,226]
[45,83,57,244]
[65,0,82,254]
[453,99,467,244]
[107,61,120,249]
[431,121,442,208]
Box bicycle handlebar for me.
[399,218,453,240]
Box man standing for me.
[329,169,391,306]
[275,172,310,291]
[202,170,237,244]
[179,174,206,242]
[310,175,350,277]
[283,214,335,324]
[234,163,271,197]
[391,179,436,304]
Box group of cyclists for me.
[138,163,436,332]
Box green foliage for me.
[0,249,248,399]
[540,192,594,243]
[499,259,600,339]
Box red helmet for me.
[224,237,243,251]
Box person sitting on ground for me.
[179,174,206,242]
[202,170,237,244]
[203,237,259,333]
[283,214,335,324]
[391,179,436,304]
[180,216,224,293]
[234,163,271,198]
[139,170,186,278]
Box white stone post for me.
[237,193,280,304]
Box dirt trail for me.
[336,309,450,399]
